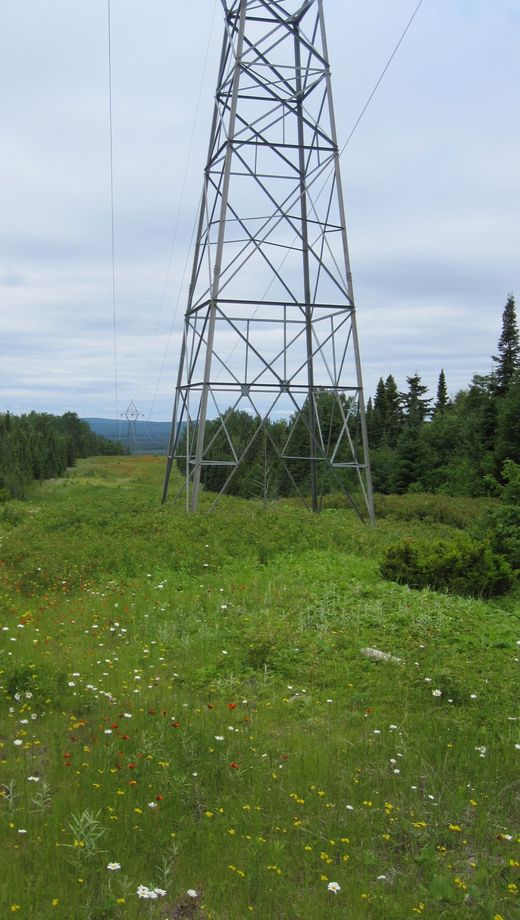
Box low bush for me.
[374,491,490,530]
[473,461,520,570]
[380,536,514,598]
[475,504,520,570]
[499,458,520,504]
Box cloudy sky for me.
[1,0,518,420]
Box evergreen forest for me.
[2,295,518,506]
[178,294,520,501]
[0,411,124,501]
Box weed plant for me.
[0,457,518,918]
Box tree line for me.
[179,293,520,500]
[367,293,519,495]
[3,295,517,504]
[0,411,124,501]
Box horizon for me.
[1,1,518,418]
[0,350,507,425]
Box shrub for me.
[475,505,520,571]
[501,459,520,504]
[374,492,489,530]
[473,461,520,570]
[380,536,514,598]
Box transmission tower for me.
[163,0,374,520]
[122,400,143,454]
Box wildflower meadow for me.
[0,456,518,918]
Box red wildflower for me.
[229,762,239,769]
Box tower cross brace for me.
[163,0,374,521]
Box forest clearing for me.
[0,456,518,918]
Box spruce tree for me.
[390,424,429,493]
[492,294,519,395]
[373,377,387,413]
[384,375,403,447]
[400,374,432,427]
[370,378,387,447]
[495,374,520,466]
[434,369,449,414]
[365,397,376,446]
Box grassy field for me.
[0,456,518,919]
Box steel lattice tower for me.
[163,0,374,520]
[122,400,143,454]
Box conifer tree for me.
[370,378,387,447]
[365,397,375,445]
[383,375,403,447]
[373,377,387,413]
[0,412,123,500]
[400,374,432,427]
[434,369,449,414]
[492,294,519,395]
[495,374,520,466]
[389,424,429,493]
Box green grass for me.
[0,457,518,919]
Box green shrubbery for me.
[380,536,514,598]
[374,491,487,529]
[475,505,520,571]
[473,460,520,570]
[375,463,520,594]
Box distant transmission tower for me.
[163,0,374,520]
[122,400,143,454]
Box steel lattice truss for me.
[123,400,143,454]
[163,0,374,519]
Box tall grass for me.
[0,457,518,918]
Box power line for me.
[124,0,426,416]
[148,197,202,418]
[213,0,428,377]
[147,0,219,419]
[340,0,426,156]
[107,0,118,422]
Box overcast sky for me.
[1,0,518,420]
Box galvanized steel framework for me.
[162,0,374,520]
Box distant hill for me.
[83,418,176,455]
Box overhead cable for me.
[107,0,119,424]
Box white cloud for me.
[0,0,518,418]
